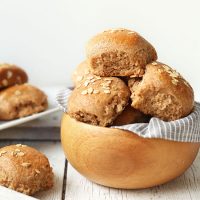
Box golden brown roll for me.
[113,104,150,126]
[86,28,157,77]
[72,61,90,86]
[0,63,28,89]
[129,61,194,121]
[68,75,130,126]
[0,84,48,120]
[0,144,53,195]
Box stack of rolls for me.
[69,28,194,126]
[0,63,48,120]
[61,28,199,189]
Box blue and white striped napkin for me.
[56,88,200,142]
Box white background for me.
[0,0,199,98]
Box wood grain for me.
[0,111,61,140]
[0,140,200,200]
[65,151,200,200]
[0,186,38,200]
[0,127,60,140]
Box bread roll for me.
[0,63,28,89]
[86,28,157,77]
[129,61,194,121]
[0,84,48,120]
[113,104,150,126]
[0,144,53,195]
[68,75,130,126]
[72,61,90,86]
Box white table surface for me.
[0,89,200,200]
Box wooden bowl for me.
[61,114,200,189]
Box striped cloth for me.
[56,88,200,142]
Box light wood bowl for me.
[61,114,200,189]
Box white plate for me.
[0,87,61,131]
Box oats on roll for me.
[68,75,130,126]
[128,61,194,121]
[0,144,53,195]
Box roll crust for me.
[72,61,90,86]
[0,84,48,120]
[86,28,157,77]
[113,104,150,126]
[0,63,28,89]
[68,75,130,126]
[0,144,53,195]
[129,62,194,121]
